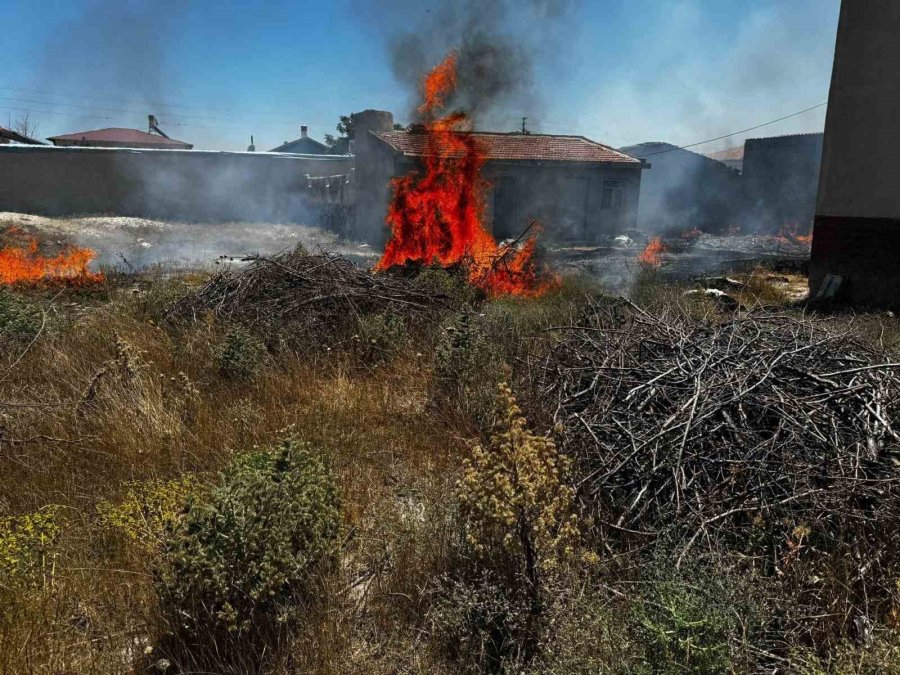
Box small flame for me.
[638,237,666,267]
[376,52,558,297]
[0,232,104,285]
[776,222,812,246]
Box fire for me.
[638,237,666,267]
[375,52,557,297]
[0,233,104,285]
[777,222,813,246]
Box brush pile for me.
[537,300,900,565]
[168,249,452,345]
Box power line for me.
[633,101,828,157]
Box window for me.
[601,179,624,210]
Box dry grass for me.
[2,269,899,674]
[0,279,465,674]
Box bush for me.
[354,311,408,362]
[214,326,266,378]
[632,555,766,674]
[429,573,535,673]
[0,289,42,347]
[459,383,580,587]
[433,309,505,421]
[157,437,340,640]
[0,505,65,594]
[96,475,200,555]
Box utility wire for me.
[632,101,828,157]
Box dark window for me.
[492,175,519,240]
[601,179,624,210]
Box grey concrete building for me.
[620,142,742,234]
[810,0,900,307]
[742,133,824,233]
[352,109,644,246]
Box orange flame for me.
[0,234,104,285]
[638,237,666,267]
[776,222,812,246]
[375,52,557,297]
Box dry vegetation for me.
[1,255,899,674]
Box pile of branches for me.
[537,300,900,565]
[167,249,452,345]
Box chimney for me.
[247,135,256,152]
[301,125,308,139]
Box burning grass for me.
[0,227,104,286]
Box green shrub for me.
[633,556,765,674]
[157,437,340,638]
[414,264,477,308]
[0,289,42,347]
[0,505,65,594]
[96,475,200,554]
[433,309,505,421]
[354,311,408,361]
[214,326,266,378]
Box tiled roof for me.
[48,128,192,148]
[373,130,641,164]
[0,126,45,145]
[705,146,744,161]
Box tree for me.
[8,112,39,140]
[324,114,405,154]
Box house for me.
[810,0,900,307]
[619,142,742,234]
[352,110,644,245]
[0,126,45,145]
[270,125,328,154]
[48,127,192,150]
[704,146,744,172]
[741,132,823,232]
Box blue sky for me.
[1,0,840,152]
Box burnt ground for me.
[547,231,810,297]
[0,211,810,297]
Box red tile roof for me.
[373,130,640,164]
[48,128,192,149]
[705,146,744,161]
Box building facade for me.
[810,0,900,307]
[352,110,644,246]
[742,133,823,233]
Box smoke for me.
[32,0,187,130]
[584,0,838,152]
[365,0,582,129]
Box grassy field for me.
[1,263,899,674]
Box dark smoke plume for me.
[369,0,581,130]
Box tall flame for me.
[375,52,557,297]
[0,231,104,285]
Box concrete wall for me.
[810,0,900,307]
[742,133,823,232]
[481,162,641,243]
[350,110,397,244]
[0,145,352,223]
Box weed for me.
[214,325,266,378]
[157,437,340,642]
